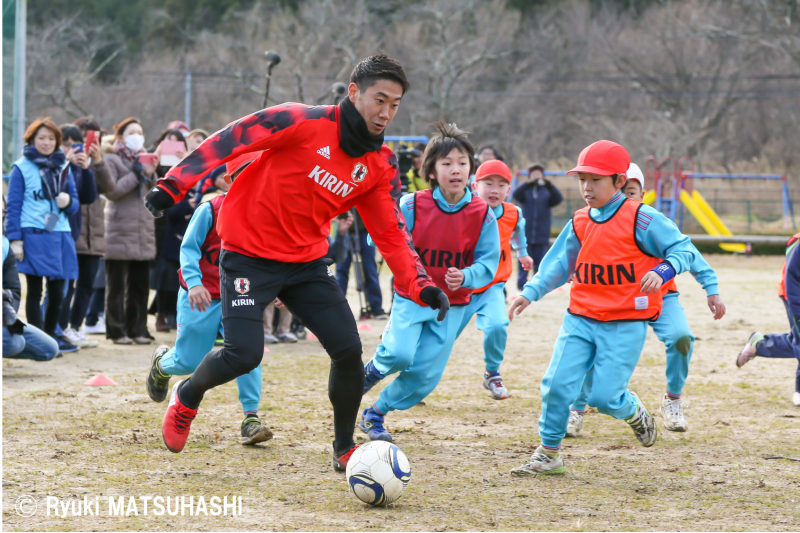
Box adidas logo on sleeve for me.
[317,146,331,159]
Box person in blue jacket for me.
[359,122,501,442]
[6,117,80,343]
[3,215,60,361]
[566,164,727,438]
[145,152,272,445]
[738,232,800,407]
[512,162,563,292]
[507,140,699,476]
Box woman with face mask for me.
[5,117,81,353]
[102,117,158,345]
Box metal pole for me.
[184,71,192,129]
[12,0,27,161]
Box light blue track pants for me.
[571,293,694,411]
[539,311,647,449]
[160,288,262,413]
[456,282,509,372]
[370,295,466,414]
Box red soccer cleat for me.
[162,380,198,453]
[332,443,360,472]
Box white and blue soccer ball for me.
[345,441,411,506]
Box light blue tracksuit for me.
[521,192,698,449]
[456,203,529,372]
[571,251,719,410]
[158,200,262,413]
[371,187,500,414]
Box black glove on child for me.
[144,186,176,218]
[419,286,450,322]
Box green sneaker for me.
[146,345,171,403]
[511,446,566,476]
[240,415,274,445]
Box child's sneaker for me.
[510,446,566,476]
[264,333,279,344]
[792,392,800,407]
[146,345,171,402]
[626,391,657,447]
[358,406,392,442]
[737,331,763,368]
[240,414,274,445]
[363,360,385,394]
[566,409,583,438]
[277,332,298,343]
[483,371,510,400]
[660,394,687,432]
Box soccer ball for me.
[345,441,411,506]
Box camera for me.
[396,146,421,193]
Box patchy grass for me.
[3,255,800,530]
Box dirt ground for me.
[3,254,800,531]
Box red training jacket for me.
[158,102,434,306]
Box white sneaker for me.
[84,317,106,335]
[792,392,800,407]
[660,395,687,432]
[75,329,99,348]
[264,333,279,344]
[737,331,762,368]
[64,327,98,348]
[278,332,298,343]
[510,446,566,476]
[483,371,510,400]
[566,409,583,438]
[626,391,657,447]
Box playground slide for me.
[680,190,746,253]
[643,189,657,206]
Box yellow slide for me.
[680,190,746,253]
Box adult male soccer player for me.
[143,54,449,470]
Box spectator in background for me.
[149,129,190,332]
[405,142,429,192]
[512,162,563,292]
[5,117,80,350]
[3,217,60,361]
[477,145,504,164]
[186,129,209,152]
[103,117,157,344]
[67,118,114,339]
[335,210,387,320]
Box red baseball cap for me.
[475,159,512,183]
[567,140,630,176]
[225,151,264,179]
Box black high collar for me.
[337,97,384,158]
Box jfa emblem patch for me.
[351,162,368,183]
[234,278,250,294]
[634,296,648,310]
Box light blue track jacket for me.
[399,187,501,290]
[521,191,699,303]
[179,201,214,291]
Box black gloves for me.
[144,186,175,218]
[420,286,450,322]
[3,290,24,335]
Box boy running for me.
[359,122,500,441]
[507,140,698,476]
[145,153,273,446]
[567,163,726,437]
[144,55,450,470]
[456,159,532,400]
[737,232,800,407]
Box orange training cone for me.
[84,375,118,386]
[357,323,373,331]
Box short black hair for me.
[60,124,83,143]
[421,121,475,189]
[478,144,504,162]
[350,53,410,95]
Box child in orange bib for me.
[507,140,699,476]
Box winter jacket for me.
[2,237,21,312]
[75,159,115,256]
[103,153,157,261]
[67,164,98,242]
[512,179,563,245]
